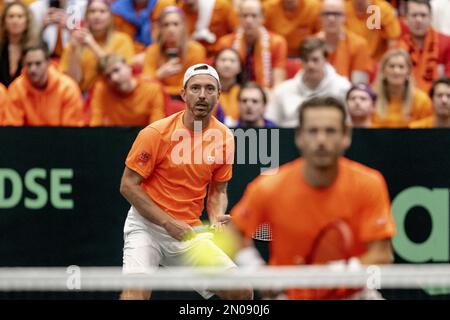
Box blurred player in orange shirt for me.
[4,42,84,126]
[317,0,373,84]
[409,77,450,128]
[262,0,321,57]
[119,63,252,300]
[90,53,165,126]
[231,96,396,300]
[216,0,287,89]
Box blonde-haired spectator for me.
[90,53,165,126]
[373,49,432,128]
[60,0,135,93]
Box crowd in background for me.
[0,0,449,128]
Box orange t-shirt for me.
[263,0,321,57]
[60,31,135,92]
[142,41,206,96]
[216,31,287,88]
[232,157,395,300]
[125,111,235,225]
[180,0,239,56]
[344,0,400,61]
[372,89,433,128]
[409,116,435,128]
[325,29,373,79]
[219,84,240,121]
[4,66,84,126]
[0,83,12,125]
[90,77,165,126]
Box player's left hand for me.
[211,215,231,232]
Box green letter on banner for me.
[25,168,48,209]
[392,187,449,262]
[0,169,22,208]
[50,169,74,209]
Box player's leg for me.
[121,209,162,300]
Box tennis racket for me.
[303,219,360,299]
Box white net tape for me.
[0,264,450,291]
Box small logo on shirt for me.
[375,218,386,226]
[207,155,215,163]
[138,151,150,165]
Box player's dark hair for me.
[298,96,347,130]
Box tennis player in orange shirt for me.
[231,96,396,299]
[119,63,253,300]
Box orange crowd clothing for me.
[0,83,12,125]
[216,31,287,88]
[231,157,396,300]
[179,0,239,56]
[112,0,175,53]
[4,66,84,126]
[344,0,401,60]
[60,31,135,92]
[219,84,240,121]
[142,41,206,96]
[263,0,322,57]
[0,0,36,11]
[409,116,435,128]
[372,89,433,128]
[125,111,235,226]
[90,77,165,126]
[399,28,450,93]
[324,29,373,80]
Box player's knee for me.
[120,289,151,300]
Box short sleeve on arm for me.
[125,127,162,179]
[357,172,396,243]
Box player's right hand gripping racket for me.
[304,219,360,299]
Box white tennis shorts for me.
[122,206,237,299]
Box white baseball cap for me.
[183,64,221,88]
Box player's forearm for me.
[206,188,228,225]
[120,184,175,227]
[357,239,394,265]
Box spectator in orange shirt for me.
[344,0,401,61]
[177,0,239,57]
[410,77,450,128]
[372,49,432,128]
[346,83,377,128]
[316,0,372,84]
[142,6,206,98]
[231,96,395,300]
[0,1,37,87]
[90,53,165,126]
[0,83,13,125]
[60,0,135,93]
[262,0,321,57]
[119,63,252,300]
[214,48,243,123]
[399,0,450,93]
[4,42,84,126]
[216,0,287,89]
